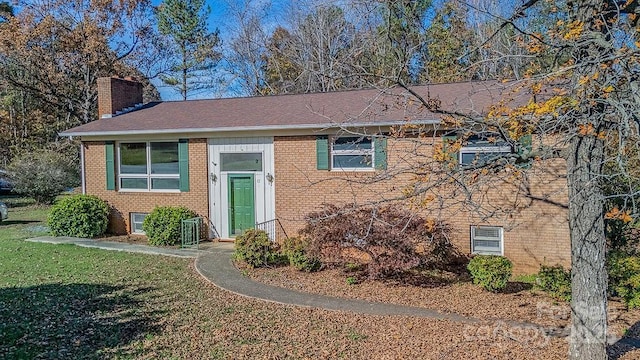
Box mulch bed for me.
[244,264,640,338]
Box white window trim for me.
[459,145,511,166]
[330,136,375,172]
[117,141,181,192]
[471,225,504,256]
[130,212,148,234]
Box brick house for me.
[61,76,571,273]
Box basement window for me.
[130,213,147,234]
[471,226,504,255]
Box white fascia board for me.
[59,119,441,138]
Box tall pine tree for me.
[156,0,221,100]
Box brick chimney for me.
[97,76,144,118]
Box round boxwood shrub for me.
[280,236,321,272]
[234,229,282,268]
[467,255,513,292]
[536,264,571,302]
[142,206,196,246]
[608,254,640,309]
[48,195,109,238]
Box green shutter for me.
[178,139,189,192]
[442,135,458,164]
[517,134,533,168]
[374,137,387,170]
[316,136,329,170]
[105,141,115,190]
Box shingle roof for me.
[61,81,521,137]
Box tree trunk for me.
[567,134,608,360]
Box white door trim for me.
[207,137,275,239]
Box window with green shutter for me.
[114,140,189,192]
[459,136,511,166]
[321,135,388,171]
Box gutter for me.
[59,119,442,138]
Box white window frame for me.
[130,213,148,234]
[117,141,180,192]
[471,225,504,255]
[459,145,511,166]
[330,136,375,171]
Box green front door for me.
[228,174,255,236]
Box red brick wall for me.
[83,134,570,273]
[273,135,571,274]
[83,139,209,234]
[97,77,143,118]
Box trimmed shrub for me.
[142,206,196,246]
[467,255,512,292]
[48,195,109,238]
[280,237,321,272]
[234,229,282,268]
[608,254,640,308]
[536,265,571,302]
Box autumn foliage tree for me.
[0,0,159,165]
[395,1,640,358]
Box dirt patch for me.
[95,234,150,245]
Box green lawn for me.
[0,199,382,359]
[0,198,570,359]
[0,199,191,358]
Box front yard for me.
[0,199,638,359]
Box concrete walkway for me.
[29,236,480,322]
[26,236,204,258]
[194,244,480,323]
[23,236,640,349]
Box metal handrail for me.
[255,218,288,242]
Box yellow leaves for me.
[579,72,600,86]
[433,139,460,164]
[605,207,633,223]
[424,218,436,233]
[579,76,590,85]
[603,85,614,93]
[578,123,596,136]
[578,124,607,139]
[419,195,435,209]
[432,143,449,163]
[488,104,509,118]
[527,41,544,54]
[524,96,575,118]
[563,20,585,40]
[531,82,543,94]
